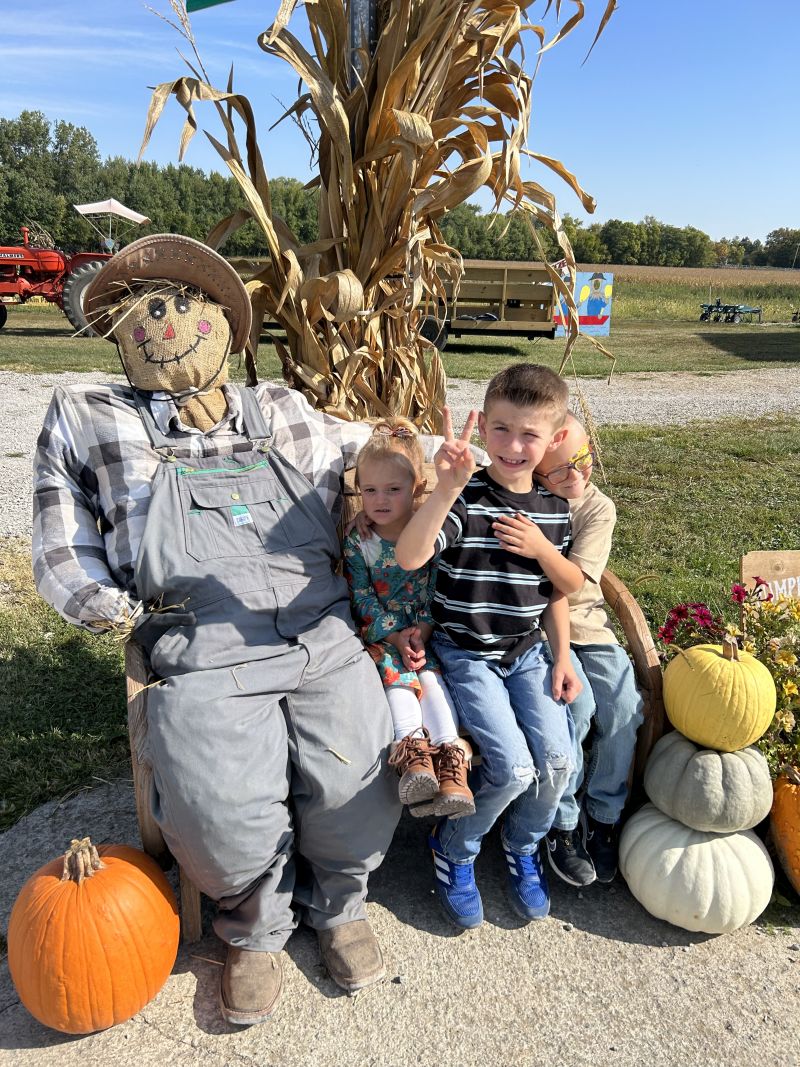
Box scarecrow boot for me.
[433,737,475,818]
[318,919,386,995]
[388,728,439,809]
[219,947,283,1026]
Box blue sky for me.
[1,0,798,242]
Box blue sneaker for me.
[503,842,550,921]
[429,824,483,929]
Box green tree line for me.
[1,111,797,270]
[0,111,314,256]
[437,205,799,269]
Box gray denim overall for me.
[132,387,399,951]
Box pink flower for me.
[752,576,774,601]
[657,620,676,643]
[731,583,748,604]
[690,605,716,628]
[670,604,690,621]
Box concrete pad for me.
[1,783,799,1066]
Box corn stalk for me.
[141,0,615,430]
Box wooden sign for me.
[740,551,800,601]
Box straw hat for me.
[84,233,252,352]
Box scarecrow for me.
[32,234,402,1026]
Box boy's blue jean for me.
[553,642,644,831]
[431,634,574,863]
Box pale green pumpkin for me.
[663,636,776,752]
[644,731,773,832]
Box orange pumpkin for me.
[771,772,800,896]
[8,837,180,1034]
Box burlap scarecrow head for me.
[84,234,252,431]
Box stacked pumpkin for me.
[620,636,778,934]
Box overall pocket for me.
[180,471,315,561]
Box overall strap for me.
[238,386,273,448]
[131,390,195,458]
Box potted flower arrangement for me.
[658,578,800,895]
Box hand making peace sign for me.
[434,406,478,493]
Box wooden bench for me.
[125,465,664,942]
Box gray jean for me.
[146,631,399,950]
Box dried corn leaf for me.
[144,0,615,429]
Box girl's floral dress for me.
[343,529,442,695]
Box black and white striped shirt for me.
[432,470,571,665]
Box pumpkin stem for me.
[721,635,740,662]
[781,764,800,787]
[61,837,106,884]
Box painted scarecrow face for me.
[111,283,231,395]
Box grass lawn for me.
[443,320,800,379]
[2,415,798,833]
[1,304,799,381]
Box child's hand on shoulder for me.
[344,509,374,540]
[551,657,583,704]
[492,512,545,557]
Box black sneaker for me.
[585,815,620,883]
[544,827,596,887]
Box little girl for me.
[343,417,474,818]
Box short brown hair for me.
[484,364,568,427]
[355,416,425,486]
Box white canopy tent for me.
[73,199,151,252]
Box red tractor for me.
[0,200,150,335]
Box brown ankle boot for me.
[433,740,475,818]
[388,729,439,807]
[219,946,283,1026]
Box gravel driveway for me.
[2,366,799,538]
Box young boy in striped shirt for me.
[395,364,584,927]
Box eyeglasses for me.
[539,447,594,485]
[372,423,415,439]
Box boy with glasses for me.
[534,414,643,887]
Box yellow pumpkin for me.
[771,772,800,896]
[663,636,776,752]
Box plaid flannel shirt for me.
[32,381,382,632]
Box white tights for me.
[387,671,460,745]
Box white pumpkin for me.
[644,731,773,833]
[619,803,774,934]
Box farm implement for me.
[700,299,762,324]
[0,199,149,335]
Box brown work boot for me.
[219,946,283,1026]
[433,739,475,819]
[388,729,439,808]
[318,919,386,995]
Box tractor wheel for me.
[62,260,105,336]
[0,304,7,330]
[732,313,741,324]
[419,315,449,351]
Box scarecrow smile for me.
[136,332,207,366]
